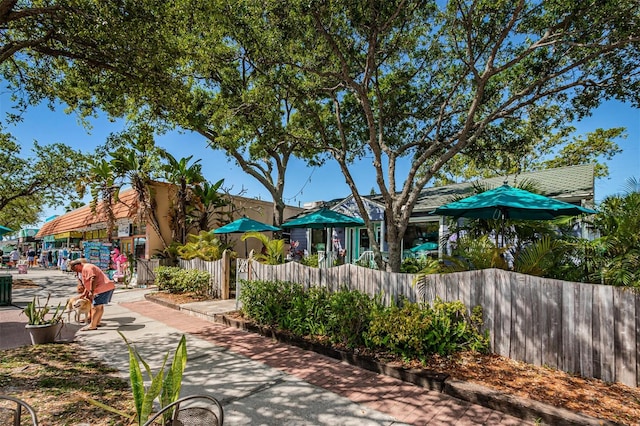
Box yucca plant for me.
[87,333,188,425]
[21,295,65,325]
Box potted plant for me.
[22,294,65,345]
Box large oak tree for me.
[211,0,639,271]
[2,1,639,271]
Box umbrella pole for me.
[500,212,506,248]
[244,240,248,258]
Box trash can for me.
[0,274,12,306]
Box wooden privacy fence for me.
[137,254,231,299]
[136,259,161,285]
[178,252,231,299]
[244,261,640,387]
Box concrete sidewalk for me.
[2,268,531,425]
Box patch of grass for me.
[0,343,134,425]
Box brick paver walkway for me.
[123,301,528,425]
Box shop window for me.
[360,230,370,251]
[134,237,146,259]
[404,222,439,249]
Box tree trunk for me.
[273,199,285,226]
[384,216,404,272]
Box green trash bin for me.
[0,274,12,306]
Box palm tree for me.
[108,128,169,249]
[162,153,205,244]
[189,179,229,233]
[592,177,640,287]
[77,159,119,240]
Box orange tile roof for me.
[37,189,139,237]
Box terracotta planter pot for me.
[25,323,62,345]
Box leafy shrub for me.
[366,297,489,360]
[239,280,298,326]
[239,280,489,360]
[299,254,319,267]
[284,286,332,336]
[326,288,376,347]
[154,266,211,296]
[154,266,175,290]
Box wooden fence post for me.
[221,250,231,299]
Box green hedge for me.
[239,279,489,358]
[154,266,211,296]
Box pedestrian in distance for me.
[26,247,36,267]
[69,258,115,331]
[8,248,20,268]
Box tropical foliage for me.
[590,179,640,287]
[189,179,229,233]
[241,232,285,265]
[21,295,65,325]
[79,127,230,249]
[419,178,640,288]
[176,231,227,262]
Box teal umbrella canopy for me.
[430,184,597,220]
[281,208,364,229]
[213,216,281,234]
[213,216,280,258]
[409,242,439,253]
[0,226,13,236]
[213,216,280,234]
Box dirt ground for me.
[153,291,640,425]
[0,344,134,425]
[11,279,40,289]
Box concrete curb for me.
[144,294,620,426]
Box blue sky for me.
[0,94,638,227]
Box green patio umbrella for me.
[213,216,280,257]
[213,216,281,234]
[281,207,364,229]
[430,184,597,247]
[409,242,439,253]
[282,208,364,266]
[0,226,13,237]
[430,184,597,220]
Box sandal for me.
[79,325,98,331]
